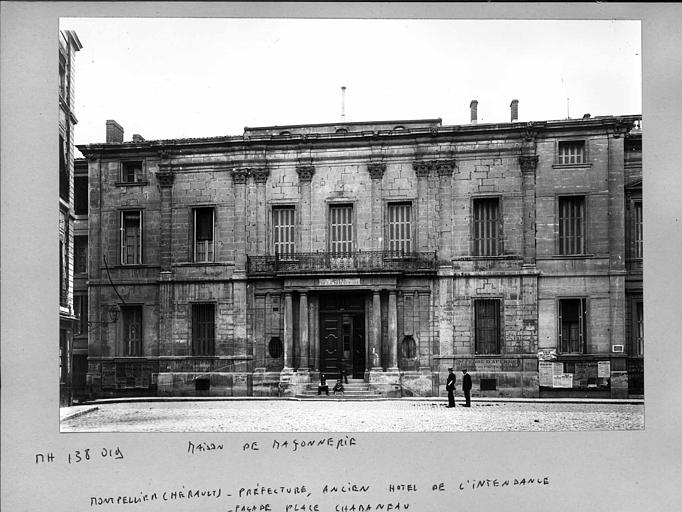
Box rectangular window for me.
[558,141,585,165]
[74,294,88,336]
[473,198,500,256]
[194,208,214,262]
[120,161,144,183]
[330,204,353,254]
[387,202,412,253]
[121,211,142,265]
[192,304,215,356]
[122,306,143,356]
[74,175,88,215]
[634,202,643,259]
[74,235,87,274]
[558,196,585,255]
[273,206,296,257]
[59,134,69,201]
[635,301,643,356]
[475,299,501,354]
[559,298,587,354]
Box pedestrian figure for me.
[446,367,456,407]
[339,361,349,384]
[318,373,329,396]
[333,379,344,396]
[462,368,472,407]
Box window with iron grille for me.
[121,211,142,265]
[387,202,412,253]
[558,141,585,165]
[74,294,88,336]
[558,196,585,255]
[194,208,214,262]
[192,303,215,356]
[559,298,587,354]
[475,299,501,354]
[120,161,144,183]
[473,198,500,256]
[329,204,353,254]
[273,206,296,257]
[74,235,87,274]
[634,202,643,258]
[122,306,143,356]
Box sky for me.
[60,18,641,153]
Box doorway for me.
[319,294,365,379]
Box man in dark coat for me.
[462,368,472,407]
[446,368,456,407]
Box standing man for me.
[462,368,472,407]
[446,368,456,408]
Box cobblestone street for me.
[61,399,644,432]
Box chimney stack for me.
[510,99,519,122]
[470,100,478,124]
[106,120,124,143]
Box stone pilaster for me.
[436,160,455,261]
[388,290,398,370]
[299,292,309,370]
[231,169,249,267]
[283,292,294,369]
[369,163,385,251]
[253,168,269,255]
[519,155,538,265]
[413,161,431,252]
[371,291,382,369]
[296,165,315,252]
[157,165,174,271]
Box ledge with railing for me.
[247,250,439,276]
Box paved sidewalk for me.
[60,405,99,422]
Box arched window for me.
[401,335,416,358]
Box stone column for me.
[436,160,455,262]
[299,292,309,370]
[296,165,315,252]
[253,168,270,255]
[371,290,382,369]
[519,155,538,265]
[157,166,175,357]
[368,163,386,251]
[231,169,249,268]
[413,162,431,252]
[388,290,398,370]
[283,292,294,369]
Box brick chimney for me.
[510,99,519,122]
[470,100,478,124]
[106,120,124,143]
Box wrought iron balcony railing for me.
[247,250,438,276]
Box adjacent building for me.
[58,30,82,406]
[76,104,643,400]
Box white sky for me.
[60,18,641,152]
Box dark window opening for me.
[273,206,295,257]
[475,299,501,354]
[634,202,643,259]
[387,202,412,253]
[558,196,585,255]
[329,204,353,254]
[74,235,87,274]
[59,135,69,201]
[195,378,210,392]
[480,378,497,391]
[192,304,215,356]
[59,239,67,307]
[121,211,142,265]
[194,208,214,262]
[74,294,88,336]
[74,175,88,215]
[635,301,643,356]
[268,337,283,359]
[559,298,587,354]
[122,306,143,356]
[473,198,500,256]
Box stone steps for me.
[296,379,381,399]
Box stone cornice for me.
[367,162,386,180]
[296,165,315,182]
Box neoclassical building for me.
[77,107,643,399]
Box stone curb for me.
[60,406,99,422]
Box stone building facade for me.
[58,30,82,405]
[76,110,643,400]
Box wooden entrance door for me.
[320,311,365,379]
